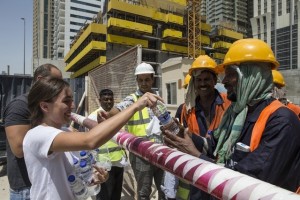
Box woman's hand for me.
[90,164,109,185]
[162,128,201,158]
[135,92,163,111]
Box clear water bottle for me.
[88,184,101,196]
[80,150,95,165]
[68,175,89,200]
[91,149,99,161]
[152,100,180,135]
[73,158,81,176]
[96,154,112,171]
[79,160,93,185]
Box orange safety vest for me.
[287,102,300,119]
[250,100,284,151]
[250,99,300,194]
[181,93,231,137]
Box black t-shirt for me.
[3,94,31,190]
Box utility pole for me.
[21,17,26,75]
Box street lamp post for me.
[21,17,25,75]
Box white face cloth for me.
[146,116,162,136]
[185,69,217,111]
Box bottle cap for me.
[80,160,87,167]
[68,175,75,182]
[73,158,78,165]
[80,151,87,156]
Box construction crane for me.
[187,0,201,59]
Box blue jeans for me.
[10,187,30,200]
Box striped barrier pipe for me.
[70,113,300,200]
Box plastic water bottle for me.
[88,184,101,196]
[68,175,89,200]
[152,100,180,135]
[96,154,112,171]
[79,160,93,185]
[73,158,81,176]
[91,149,99,161]
[79,150,95,165]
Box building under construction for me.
[64,0,220,78]
[63,0,246,101]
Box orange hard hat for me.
[189,55,219,75]
[218,38,279,72]
[272,70,285,87]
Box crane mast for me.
[187,0,201,59]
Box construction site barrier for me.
[70,113,300,200]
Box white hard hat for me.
[134,63,155,75]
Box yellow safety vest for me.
[127,94,150,137]
[89,109,126,163]
[176,180,190,200]
[98,140,126,163]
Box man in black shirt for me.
[4,64,62,199]
[163,39,300,196]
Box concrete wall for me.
[281,69,300,105]
[161,57,194,116]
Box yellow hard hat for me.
[218,38,279,72]
[272,70,285,87]
[182,74,191,89]
[189,55,218,75]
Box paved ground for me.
[0,163,158,200]
[0,164,9,200]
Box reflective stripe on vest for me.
[127,94,150,137]
[176,180,190,200]
[98,140,125,162]
[250,100,283,152]
[181,93,231,136]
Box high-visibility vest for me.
[181,93,231,137]
[89,109,126,163]
[176,180,190,200]
[98,140,126,163]
[250,99,284,151]
[127,94,150,137]
[251,100,300,194]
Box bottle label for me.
[157,111,171,125]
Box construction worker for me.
[272,69,300,118]
[163,39,300,193]
[88,89,127,200]
[109,63,165,200]
[162,55,231,200]
[181,55,231,199]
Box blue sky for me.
[0,0,33,75]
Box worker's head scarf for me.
[213,62,273,164]
[185,69,217,111]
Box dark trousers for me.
[96,166,124,200]
[129,153,165,200]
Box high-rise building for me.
[251,0,300,70]
[33,0,53,62]
[52,0,104,59]
[32,0,104,75]
[205,0,250,36]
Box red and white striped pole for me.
[71,113,300,200]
